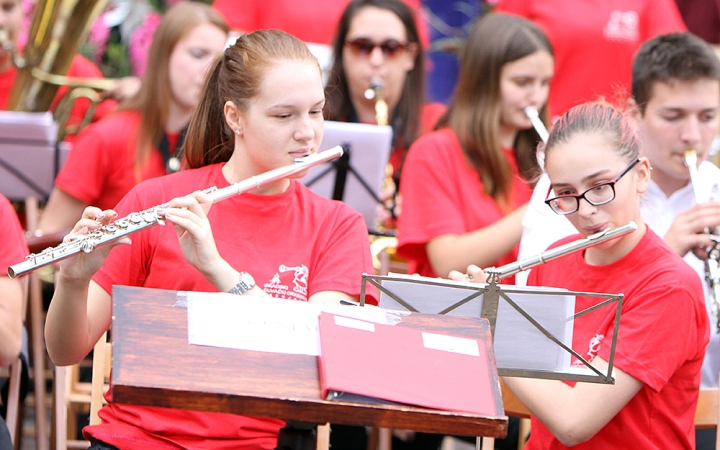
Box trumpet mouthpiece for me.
[683,149,698,168]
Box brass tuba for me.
[3,0,112,137]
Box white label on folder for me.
[422,332,479,356]
[334,315,375,332]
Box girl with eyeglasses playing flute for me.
[452,102,709,449]
[44,30,376,450]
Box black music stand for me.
[0,111,67,201]
[302,121,393,234]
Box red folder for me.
[317,311,497,416]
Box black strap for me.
[157,126,188,174]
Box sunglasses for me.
[345,38,410,58]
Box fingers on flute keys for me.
[448,264,485,283]
[65,207,119,241]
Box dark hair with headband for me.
[184,30,319,168]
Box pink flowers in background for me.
[87,11,111,67]
[19,0,35,48]
[128,11,161,78]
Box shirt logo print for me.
[603,11,639,44]
[572,333,604,368]
[280,264,308,296]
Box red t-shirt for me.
[54,110,170,211]
[0,54,116,128]
[0,195,29,272]
[86,164,376,449]
[213,0,429,46]
[494,0,686,119]
[387,102,446,175]
[396,127,532,279]
[526,229,708,449]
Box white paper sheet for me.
[302,121,393,232]
[377,273,576,372]
[0,111,66,200]
[186,292,395,356]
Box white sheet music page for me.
[186,292,393,356]
[377,273,576,372]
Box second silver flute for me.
[8,146,344,278]
[485,221,638,281]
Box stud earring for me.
[235,129,241,135]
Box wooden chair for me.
[51,330,109,450]
[23,197,50,450]
[694,374,720,450]
[51,362,93,449]
[88,332,110,427]
[1,260,29,450]
[2,353,25,450]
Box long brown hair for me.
[325,0,424,154]
[440,13,552,210]
[118,2,228,179]
[184,30,319,168]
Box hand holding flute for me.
[448,222,638,283]
[56,207,130,282]
[9,147,343,278]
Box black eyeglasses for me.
[345,38,410,59]
[545,158,641,215]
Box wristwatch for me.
[228,271,256,295]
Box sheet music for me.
[0,111,66,200]
[302,121,393,232]
[186,292,397,356]
[377,274,575,372]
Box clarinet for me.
[8,146,344,278]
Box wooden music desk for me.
[110,285,508,438]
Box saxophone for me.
[364,77,388,126]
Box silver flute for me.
[484,221,638,281]
[8,146,344,278]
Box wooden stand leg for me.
[24,197,48,450]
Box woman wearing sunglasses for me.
[396,13,552,280]
[324,0,445,208]
[453,102,709,449]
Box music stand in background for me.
[0,110,66,450]
[362,273,622,385]
[0,111,68,201]
[302,121,393,233]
